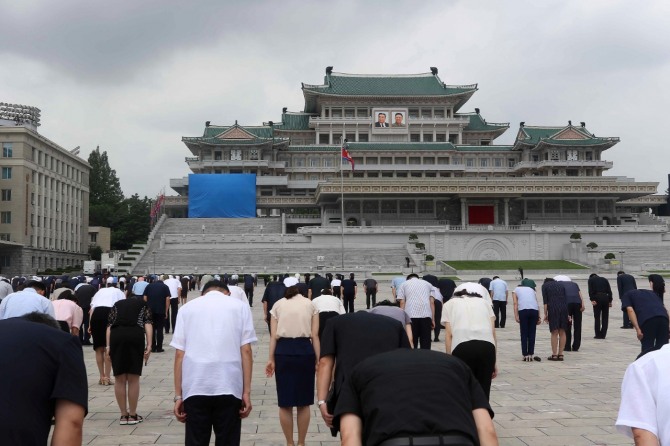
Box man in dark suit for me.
[374,112,389,127]
[588,273,613,339]
[617,271,637,329]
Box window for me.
[324,158,334,167]
[480,158,489,167]
[1,189,10,201]
[366,157,378,165]
[309,158,320,167]
[0,255,9,268]
[481,140,490,146]
[345,133,356,143]
[331,109,342,118]
[409,157,421,165]
[408,108,419,119]
[423,134,433,142]
[411,172,423,177]
[214,151,222,161]
[358,133,369,142]
[357,108,368,117]
[436,134,446,142]
[466,158,474,167]
[420,108,432,118]
[344,108,355,118]
[418,200,434,214]
[1,167,11,179]
[394,157,407,165]
[319,134,329,144]
[494,158,503,167]
[294,157,305,167]
[380,157,392,165]
[0,212,10,224]
[508,158,516,167]
[550,150,560,161]
[410,134,421,142]
[448,134,458,144]
[434,109,445,118]
[585,152,593,161]
[438,157,450,165]
[0,234,9,241]
[423,157,435,164]
[2,143,12,158]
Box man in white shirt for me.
[0,280,55,319]
[171,282,257,446]
[489,276,509,328]
[396,274,435,350]
[163,275,182,334]
[227,275,249,303]
[616,343,670,445]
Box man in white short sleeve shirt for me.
[171,282,257,446]
[616,343,670,445]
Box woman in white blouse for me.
[442,282,497,399]
[265,285,320,446]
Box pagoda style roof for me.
[461,112,510,133]
[302,68,477,113]
[274,111,313,131]
[456,145,514,152]
[182,121,288,146]
[514,123,619,150]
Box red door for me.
[468,205,494,225]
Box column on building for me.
[460,198,467,226]
[503,198,509,226]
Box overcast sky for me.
[1,0,668,198]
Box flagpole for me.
[340,149,345,271]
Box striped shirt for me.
[397,278,433,318]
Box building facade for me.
[167,67,658,231]
[0,103,90,275]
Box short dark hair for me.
[25,280,47,293]
[321,287,333,295]
[453,290,483,298]
[617,271,626,275]
[285,285,300,299]
[202,280,229,294]
[407,273,419,280]
[374,299,399,307]
[378,112,386,118]
[395,113,402,118]
[22,312,60,330]
[57,289,75,301]
[492,276,499,280]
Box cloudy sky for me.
[1,0,668,198]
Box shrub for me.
[586,242,598,249]
[408,233,418,241]
[570,232,582,240]
[425,255,435,261]
[415,242,425,250]
[604,253,616,260]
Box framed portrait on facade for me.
[372,108,408,135]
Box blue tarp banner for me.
[188,174,256,218]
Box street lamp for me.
[152,251,156,275]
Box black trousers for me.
[165,299,179,333]
[343,294,355,313]
[433,300,443,340]
[411,317,432,350]
[245,288,253,306]
[365,290,377,309]
[593,299,609,338]
[452,340,496,400]
[184,394,242,446]
[151,313,165,350]
[79,307,91,344]
[622,309,632,328]
[640,316,670,357]
[492,301,507,328]
[565,303,582,351]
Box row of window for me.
[316,132,461,144]
[32,146,83,183]
[322,107,452,119]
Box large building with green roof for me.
[167,67,659,231]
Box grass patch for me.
[443,260,587,270]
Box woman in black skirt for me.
[266,285,319,446]
[89,281,125,385]
[542,278,569,361]
[105,297,153,425]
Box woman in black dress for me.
[106,297,153,425]
[541,278,569,361]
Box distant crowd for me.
[0,269,668,445]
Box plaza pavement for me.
[81,276,638,445]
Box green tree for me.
[88,146,125,229]
[88,245,103,261]
[111,194,152,250]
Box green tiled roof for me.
[182,136,287,146]
[275,112,312,131]
[516,125,619,147]
[461,113,509,132]
[203,124,274,139]
[302,72,477,97]
[456,145,514,152]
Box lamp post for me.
[619,251,625,272]
[152,251,156,275]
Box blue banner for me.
[188,174,257,218]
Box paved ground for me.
[81,276,638,445]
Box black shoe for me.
[572,349,579,352]
[564,348,572,352]
[155,348,165,353]
[151,348,156,353]
[433,337,440,342]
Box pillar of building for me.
[504,198,509,226]
[460,198,468,226]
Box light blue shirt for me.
[0,288,55,319]
[391,277,406,292]
[489,278,509,302]
[132,281,149,296]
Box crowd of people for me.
[0,269,667,445]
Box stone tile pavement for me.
[80,277,638,445]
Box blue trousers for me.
[518,309,538,356]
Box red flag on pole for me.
[341,140,354,171]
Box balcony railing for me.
[513,160,614,171]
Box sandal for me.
[548,355,559,361]
[127,414,144,425]
[119,414,129,425]
[557,355,564,361]
[98,378,105,385]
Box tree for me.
[111,194,152,250]
[88,245,102,261]
[88,147,124,228]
